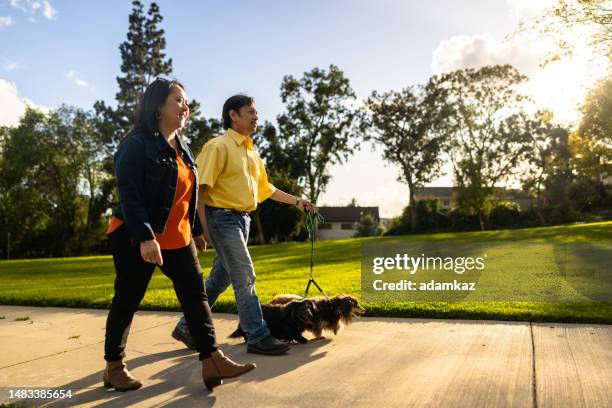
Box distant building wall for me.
[317,222,356,240]
[316,206,379,240]
[414,187,534,211]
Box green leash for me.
[303,208,327,297]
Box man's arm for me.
[270,188,315,212]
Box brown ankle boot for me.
[103,360,142,391]
[202,350,256,390]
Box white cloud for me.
[429,0,610,125]
[0,80,25,127]
[431,31,608,125]
[432,33,548,77]
[0,16,13,27]
[2,58,22,72]
[0,79,48,127]
[66,70,94,90]
[40,0,56,19]
[9,0,57,20]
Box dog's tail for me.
[228,325,245,339]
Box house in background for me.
[415,187,455,210]
[317,206,380,240]
[414,187,534,211]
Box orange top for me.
[106,146,195,250]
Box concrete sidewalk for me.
[0,306,610,408]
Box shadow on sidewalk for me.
[24,339,330,407]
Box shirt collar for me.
[227,128,253,149]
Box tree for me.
[547,0,611,59]
[517,0,612,63]
[383,199,450,235]
[544,128,580,222]
[571,76,612,180]
[520,111,557,225]
[184,99,222,156]
[353,213,382,238]
[438,65,534,229]
[54,107,113,252]
[277,65,358,203]
[255,173,304,243]
[0,106,108,257]
[250,122,304,243]
[95,0,173,138]
[0,109,52,258]
[360,78,453,231]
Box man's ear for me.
[228,109,239,123]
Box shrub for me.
[489,201,521,228]
[354,213,383,237]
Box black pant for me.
[104,225,218,361]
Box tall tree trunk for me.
[535,182,546,226]
[535,198,546,226]
[252,209,266,245]
[478,214,485,231]
[408,180,418,232]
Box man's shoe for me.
[247,335,290,355]
[103,360,142,392]
[172,325,197,350]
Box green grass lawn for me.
[0,222,611,324]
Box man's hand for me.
[194,233,208,252]
[140,239,163,265]
[296,197,315,212]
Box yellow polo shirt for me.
[195,129,276,212]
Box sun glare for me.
[521,25,608,126]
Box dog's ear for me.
[340,298,354,316]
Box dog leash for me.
[303,208,327,298]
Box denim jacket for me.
[111,131,203,245]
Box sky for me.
[0,0,607,217]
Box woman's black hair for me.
[222,94,254,130]
[125,77,184,139]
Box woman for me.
[103,78,255,391]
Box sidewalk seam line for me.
[530,321,538,408]
[0,320,175,371]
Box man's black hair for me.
[222,94,254,130]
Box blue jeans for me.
[177,206,270,345]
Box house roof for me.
[415,187,454,197]
[415,186,533,200]
[318,206,380,223]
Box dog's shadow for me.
[24,338,331,407]
[218,336,332,386]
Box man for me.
[172,94,314,355]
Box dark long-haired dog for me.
[229,298,315,344]
[271,294,365,338]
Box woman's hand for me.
[140,239,163,265]
[194,234,208,252]
[296,198,315,212]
